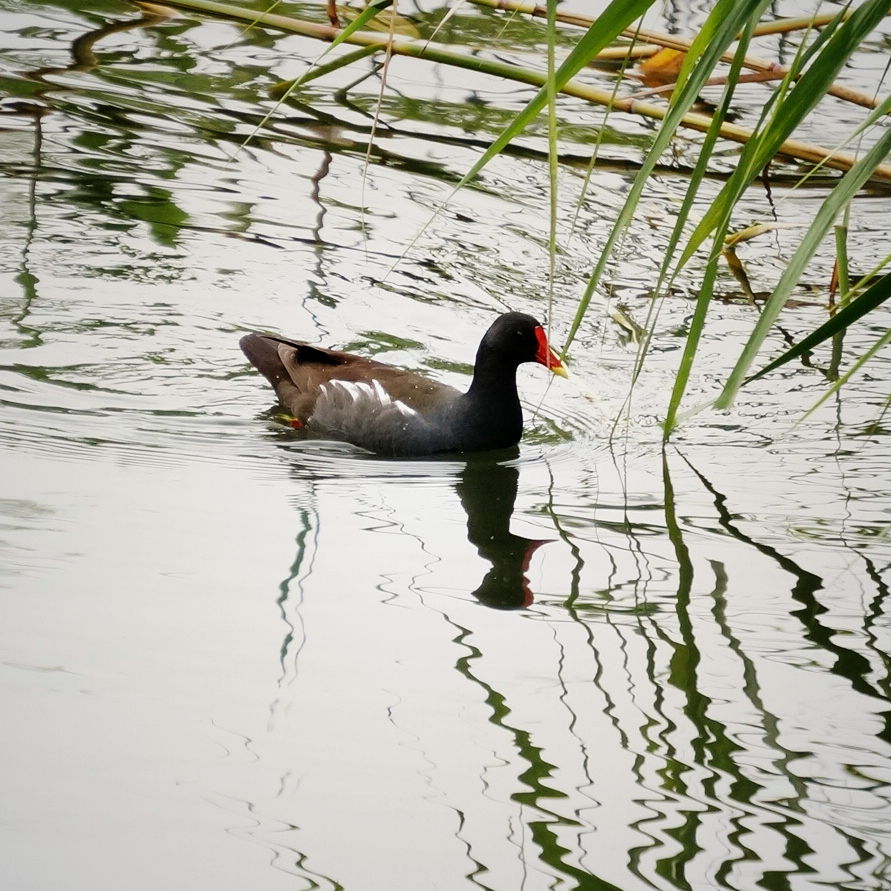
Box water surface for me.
[2,2,890,889]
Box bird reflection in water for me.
[457,457,550,610]
[272,446,551,617]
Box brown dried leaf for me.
[638,48,686,86]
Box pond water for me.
[2,2,890,889]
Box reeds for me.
[140,0,891,432]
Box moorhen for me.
[240,311,567,457]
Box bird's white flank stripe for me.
[323,379,418,418]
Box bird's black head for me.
[479,312,566,374]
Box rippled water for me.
[2,2,890,889]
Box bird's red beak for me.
[534,326,568,378]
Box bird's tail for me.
[239,333,289,388]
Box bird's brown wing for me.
[240,333,458,421]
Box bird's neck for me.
[466,351,521,402]
[456,354,523,449]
